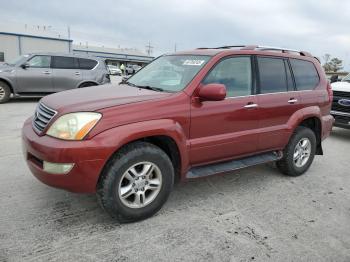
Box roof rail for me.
[196,45,313,57]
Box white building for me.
[0,32,72,63]
[0,27,153,66]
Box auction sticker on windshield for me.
[183,60,205,66]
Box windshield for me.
[126,55,211,92]
[8,55,30,66]
[342,74,350,82]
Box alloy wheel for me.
[118,162,162,208]
[293,138,311,168]
[0,86,5,100]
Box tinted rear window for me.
[78,58,98,70]
[290,59,319,90]
[258,57,287,94]
[52,56,77,69]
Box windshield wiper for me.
[125,82,164,92]
[136,85,164,92]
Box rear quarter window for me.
[79,58,98,70]
[290,59,319,90]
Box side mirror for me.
[198,83,226,101]
[21,63,29,69]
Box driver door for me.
[16,55,54,94]
[189,56,259,165]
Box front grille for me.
[333,114,350,124]
[333,91,350,99]
[332,103,350,113]
[32,102,57,133]
[332,91,350,113]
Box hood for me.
[0,64,14,72]
[331,81,350,92]
[41,83,173,113]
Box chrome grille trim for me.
[32,102,57,133]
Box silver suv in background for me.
[0,53,110,103]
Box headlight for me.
[46,112,102,140]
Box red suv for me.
[22,45,334,222]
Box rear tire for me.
[79,82,96,88]
[277,126,316,176]
[97,142,174,223]
[0,81,11,103]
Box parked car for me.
[125,64,142,75]
[107,65,122,75]
[22,45,334,222]
[331,73,350,129]
[0,53,110,103]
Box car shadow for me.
[39,163,284,229]
[331,127,350,140]
[8,97,41,103]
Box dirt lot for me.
[0,95,349,262]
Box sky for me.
[0,0,349,69]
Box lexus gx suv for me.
[22,45,334,222]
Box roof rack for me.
[197,45,313,57]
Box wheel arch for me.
[0,77,14,94]
[94,119,189,190]
[77,80,99,88]
[298,117,323,155]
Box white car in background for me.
[108,65,122,75]
[331,73,350,129]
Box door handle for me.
[75,72,81,76]
[288,98,298,104]
[244,103,258,109]
[43,71,51,75]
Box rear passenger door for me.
[256,56,302,151]
[51,56,82,92]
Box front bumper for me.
[331,110,350,129]
[22,117,110,193]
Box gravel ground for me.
[0,92,349,262]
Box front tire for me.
[277,126,316,176]
[0,81,11,103]
[97,142,174,222]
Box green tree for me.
[323,54,343,72]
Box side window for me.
[27,56,51,68]
[203,56,252,97]
[0,52,4,62]
[290,59,319,90]
[78,58,98,70]
[51,56,78,69]
[258,57,287,94]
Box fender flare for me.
[76,80,100,88]
[0,77,15,94]
[285,106,322,142]
[90,119,189,177]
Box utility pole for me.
[174,43,177,52]
[67,25,71,53]
[145,41,154,56]
[67,25,71,39]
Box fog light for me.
[43,161,74,174]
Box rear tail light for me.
[327,82,333,103]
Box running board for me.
[186,151,283,179]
